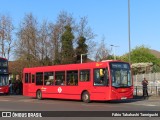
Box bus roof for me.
[23,60,127,72]
[0,57,7,60]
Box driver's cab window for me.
[94,68,109,86]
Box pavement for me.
[133,95,160,100]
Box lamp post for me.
[81,53,88,64]
[110,45,119,60]
[128,0,131,63]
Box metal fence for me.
[134,86,160,96]
[133,72,160,96]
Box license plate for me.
[121,97,127,100]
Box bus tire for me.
[36,90,42,100]
[82,91,90,103]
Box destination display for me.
[110,62,130,69]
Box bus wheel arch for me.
[81,90,91,103]
[36,89,42,100]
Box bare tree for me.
[16,13,38,67]
[56,11,75,33]
[49,23,61,64]
[0,15,14,60]
[49,11,75,64]
[37,20,52,65]
[95,37,110,61]
[77,17,95,40]
[76,17,96,59]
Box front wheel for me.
[82,91,90,103]
[36,90,42,100]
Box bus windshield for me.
[110,62,132,88]
[0,75,8,86]
[0,61,8,67]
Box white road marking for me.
[81,103,123,108]
[0,99,10,101]
[144,104,157,106]
[126,102,159,107]
[18,99,36,102]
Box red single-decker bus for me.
[23,60,133,103]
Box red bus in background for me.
[23,60,133,103]
[0,57,9,94]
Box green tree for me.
[121,46,159,64]
[75,36,88,63]
[61,25,75,64]
[120,45,160,73]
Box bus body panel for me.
[111,87,133,100]
[24,85,134,101]
[24,85,110,101]
[0,85,9,94]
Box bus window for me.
[32,74,35,83]
[0,75,8,86]
[24,73,31,83]
[29,73,31,83]
[79,70,90,82]
[44,72,54,85]
[67,70,78,86]
[25,73,29,83]
[36,72,43,85]
[55,71,65,86]
[94,68,109,86]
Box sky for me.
[0,0,160,57]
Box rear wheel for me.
[36,90,42,100]
[82,91,90,103]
